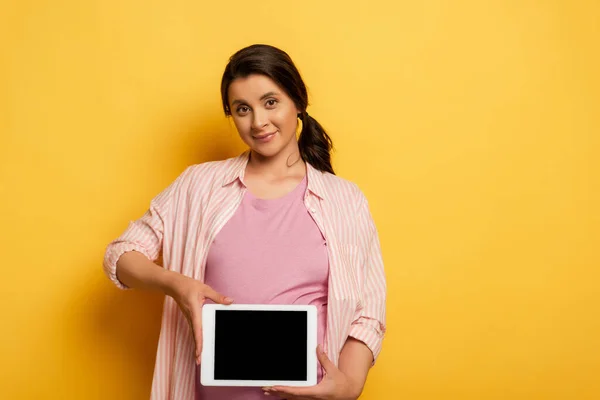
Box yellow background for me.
[1,0,599,399]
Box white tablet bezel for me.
[200,304,318,387]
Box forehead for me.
[228,74,284,101]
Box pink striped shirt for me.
[103,152,386,399]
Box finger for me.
[191,300,204,365]
[268,391,311,400]
[268,394,307,400]
[265,390,299,400]
[268,385,318,399]
[265,385,314,400]
[316,344,335,375]
[202,285,233,305]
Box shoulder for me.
[313,169,377,234]
[318,171,368,207]
[177,154,244,188]
[185,156,240,178]
[318,171,377,247]
[153,155,243,207]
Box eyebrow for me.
[230,91,280,106]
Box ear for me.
[296,113,305,136]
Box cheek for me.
[232,116,249,134]
[272,109,298,133]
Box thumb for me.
[191,301,204,365]
[202,284,234,305]
[317,345,335,374]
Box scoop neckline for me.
[245,175,307,209]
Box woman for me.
[104,44,386,400]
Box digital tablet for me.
[200,304,318,387]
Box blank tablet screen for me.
[214,310,307,381]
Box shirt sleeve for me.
[348,192,387,363]
[102,166,192,289]
[102,202,166,289]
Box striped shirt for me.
[103,151,386,399]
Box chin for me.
[249,145,283,159]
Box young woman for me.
[104,44,386,400]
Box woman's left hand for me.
[263,345,361,400]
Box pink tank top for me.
[196,175,329,400]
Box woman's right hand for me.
[166,273,233,365]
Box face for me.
[227,74,301,159]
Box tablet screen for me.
[214,310,307,381]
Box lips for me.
[252,131,277,141]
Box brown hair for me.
[221,44,334,174]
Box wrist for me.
[349,380,363,399]
[344,370,366,399]
[159,269,184,298]
[338,374,361,400]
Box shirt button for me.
[310,208,316,213]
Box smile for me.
[252,131,277,142]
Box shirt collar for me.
[222,151,327,200]
[221,151,250,187]
[305,161,326,199]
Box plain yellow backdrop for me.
[1,1,599,399]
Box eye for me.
[236,105,250,115]
[265,99,278,108]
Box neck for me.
[247,141,305,179]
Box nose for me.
[251,109,268,130]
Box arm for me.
[335,191,386,396]
[115,250,181,297]
[267,340,373,400]
[103,165,192,289]
[267,192,386,400]
[103,183,172,290]
[102,166,232,364]
[348,192,387,363]
[115,249,232,366]
[338,337,374,398]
